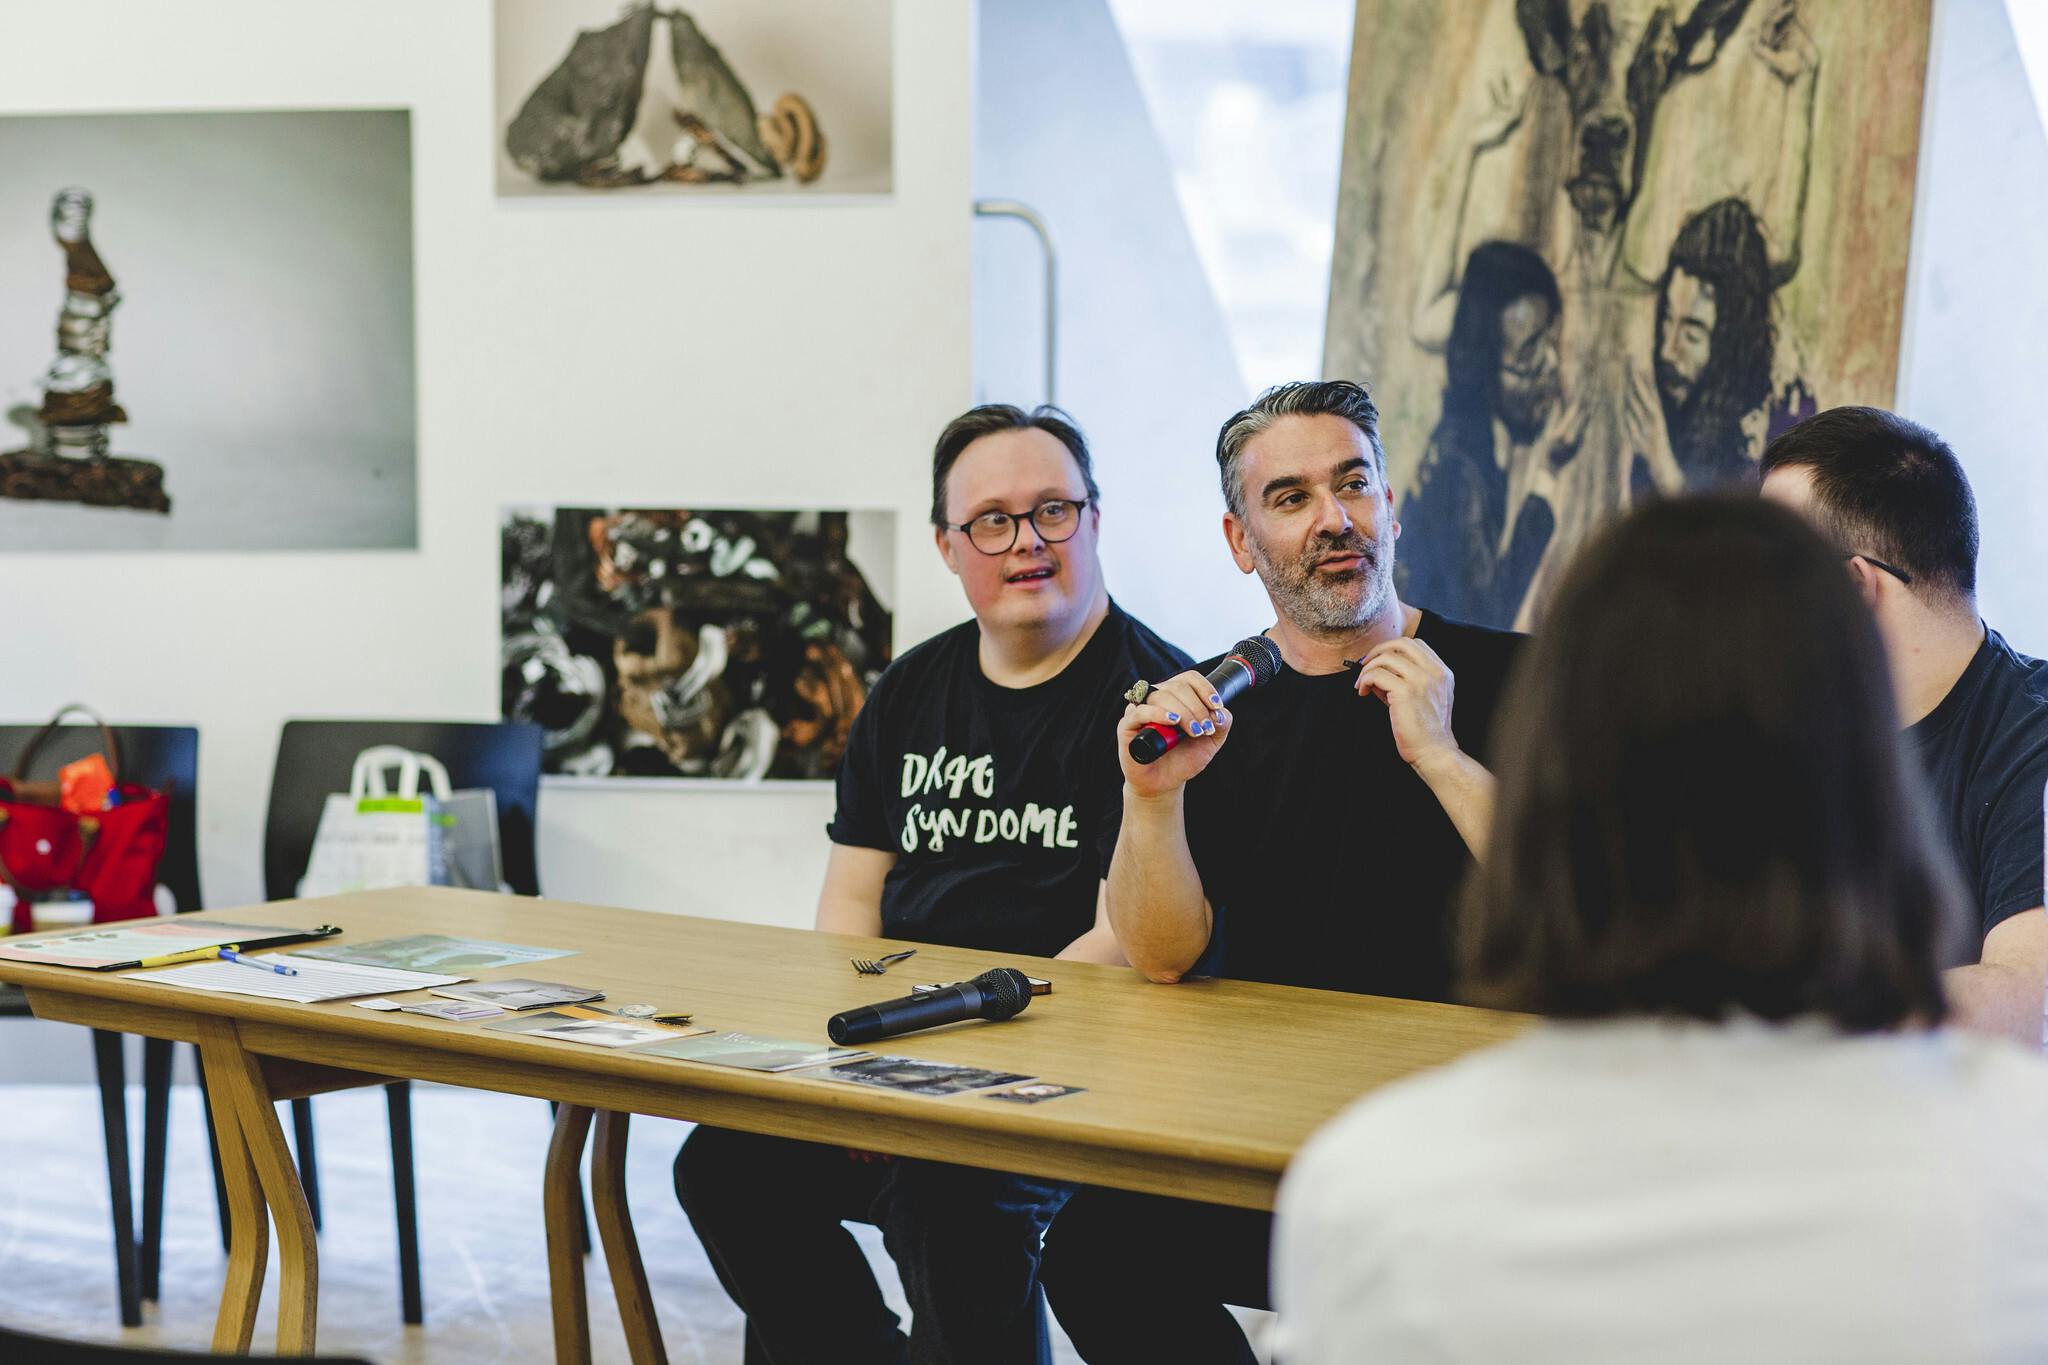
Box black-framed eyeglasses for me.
[1845,553,1913,586]
[942,498,1093,555]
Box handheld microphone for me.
[827,968,1033,1046]
[1128,635,1284,765]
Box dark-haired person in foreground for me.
[1761,407,2047,1046]
[1274,496,2048,1363]
[675,405,1188,1364]
[1039,381,1523,1363]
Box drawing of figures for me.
[1651,196,1817,491]
[1398,241,1572,624]
[1328,0,1918,629]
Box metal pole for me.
[973,199,1058,407]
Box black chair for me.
[0,1321,373,1363]
[261,720,545,1326]
[0,715,226,1328]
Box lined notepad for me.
[142,955,466,1003]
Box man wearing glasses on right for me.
[1761,406,2048,1046]
[675,404,1188,1364]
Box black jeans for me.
[674,1125,1071,1365]
[1040,1186,1274,1364]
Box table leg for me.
[545,1103,596,1365]
[591,1110,667,1365]
[89,1029,143,1328]
[197,1019,267,1355]
[199,1018,319,1356]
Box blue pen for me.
[219,948,299,977]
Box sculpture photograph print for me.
[1325,0,1933,627]
[0,188,170,514]
[502,506,895,781]
[0,109,417,551]
[495,0,893,197]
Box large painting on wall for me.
[494,0,893,198]
[502,507,894,781]
[0,110,416,550]
[1325,0,1933,627]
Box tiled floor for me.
[0,1083,1273,1362]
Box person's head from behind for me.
[1759,406,1979,627]
[1446,242,1563,445]
[1462,496,1965,1031]
[930,404,1105,638]
[1215,380,1400,637]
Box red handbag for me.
[0,706,170,935]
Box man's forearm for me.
[1412,747,1497,860]
[1106,787,1211,983]
[1944,962,2046,1049]
[815,897,884,937]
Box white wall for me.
[975,0,1270,663]
[0,0,972,945]
[1900,0,2048,654]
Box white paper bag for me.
[297,747,501,897]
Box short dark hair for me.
[1461,495,1965,1031]
[1214,380,1386,519]
[1759,406,1979,600]
[929,404,1099,527]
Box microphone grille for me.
[972,968,1033,1021]
[1229,635,1284,686]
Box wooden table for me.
[0,887,1527,1359]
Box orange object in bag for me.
[59,753,115,814]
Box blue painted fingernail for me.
[1209,694,1222,705]
[1201,720,1215,735]
[1167,712,1179,723]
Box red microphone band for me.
[1136,650,1259,755]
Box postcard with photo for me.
[819,1057,1034,1097]
[399,1000,506,1022]
[300,934,575,973]
[636,1030,866,1072]
[482,1010,676,1049]
[484,1005,706,1039]
[431,979,603,1011]
[982,1083,1086,1104]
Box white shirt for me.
[1274,1017,2048,1364]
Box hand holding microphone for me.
[1118,636,1283,796]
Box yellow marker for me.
[134,943,238,970]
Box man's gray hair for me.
[1214,380,1387,518]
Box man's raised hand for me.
[1118,669,1234,797]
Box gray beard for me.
[1253,537,1395,635]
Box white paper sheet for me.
[141,955,466,1003]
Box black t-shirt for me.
[828,601,1190,958]
[1905,626,2048,956]
[1131,610,1524,1000]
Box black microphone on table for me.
[828,968,1034,1046]
[1127,634,1284,765]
